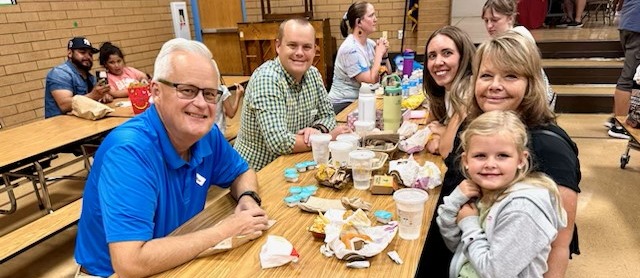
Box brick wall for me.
[0,0,186,127]
[245,0,450,57]
[0,0,450,128]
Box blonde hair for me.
[461,110,565,223]
[468,31,556,127]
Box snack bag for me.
[71,95,114,120]
[127,81,151,114]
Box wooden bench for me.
[0,198,82,263]
[553,84,616,97]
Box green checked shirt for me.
[234,58,336,171]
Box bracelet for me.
[312,124,329,133]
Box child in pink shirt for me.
[99,42,148,98]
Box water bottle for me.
[401,75,410,99]
[358,83,376,123]
[402,49,415,77]
[382,74,402,133]
[409,75,418,95]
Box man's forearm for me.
[230,169,259,200]
[110,225,232,277]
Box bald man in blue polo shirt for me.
[74,38,269,277]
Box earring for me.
[517,165,523,170]
[464,165,469,170]
[358,30,362,35]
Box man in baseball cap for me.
[68,36,99,53]
[44,36,111,118]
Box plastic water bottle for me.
[401,75,410,99]
[409,75,418,95]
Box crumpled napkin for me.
[399,127,432,154]
[388,154,442,189]
[259,235,299,269]
[322,209,398,260]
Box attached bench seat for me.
[0,198,82,264]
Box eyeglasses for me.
[157,79,222,104]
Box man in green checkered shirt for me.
[235,18,351,170]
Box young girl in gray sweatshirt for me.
[437,110,567,278]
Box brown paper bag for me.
[71,95,114,120]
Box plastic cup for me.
[354,120,375,138]
[309,133,332,164]
[336,133,361,148]
[393,188,429,240]
[349,150,375,190]
[329,141,353,166]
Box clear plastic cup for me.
[336,133,361,148]
[393,188,429,240]
[309,133,332,164]
[348,150,375,190]
[329,141,353,166]
[354,120,375,138]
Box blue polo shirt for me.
[74,105,249,277]
[44,60,96,118]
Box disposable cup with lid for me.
[309,133,332,164]
[329,141,353,166]
[393,188,429,240]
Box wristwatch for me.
[238,191,262,206]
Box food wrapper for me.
[322,209,398,260]
[401,93,426,110]
[71,95,114,120]
[259,235,299,269]
[397,121,418,139]
[194,219,277,258]
[298,196,347,213]
[315,164,351,189]
[399,127,432,154]
[388,154,442,189]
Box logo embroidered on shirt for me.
[195,173,206,186]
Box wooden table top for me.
[0,116,126,171]
[154,151,444,277]
[106,98,136,118]
[336,99,429,126]
[221,75,251,86]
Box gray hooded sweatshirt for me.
[437,182,567,278]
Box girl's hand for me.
[456,202,479,224]
[458,179,481,199]
[234,83,245,98]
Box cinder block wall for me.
[0,0,187,127]
[0,0,449,128]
